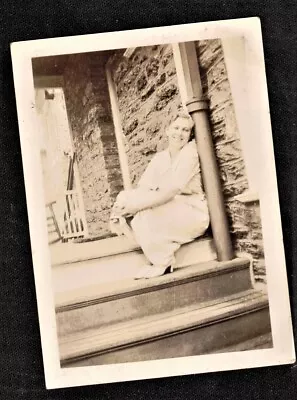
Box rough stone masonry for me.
[63,52,124,238]
[196,40,265,281]
[57,42,265,281]
[111,44,182,186]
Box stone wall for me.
[59,42,265,280]
[110,41,266,280]
[63,52,123,238]
[196,39,265,281]
[111,45,182,185]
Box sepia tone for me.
[31,38,272,368]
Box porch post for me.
[106,65,132,190]
[173,42,234,261]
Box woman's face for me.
[167,117,193,150]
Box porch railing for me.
[62,189,87,239]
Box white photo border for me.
[11,17,295,389]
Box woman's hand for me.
[112,191,141,217]
[113,202,140,217]
[112,185,179,217]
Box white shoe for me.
[143,265,173,279]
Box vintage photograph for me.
[32,38,273,367]
[11,18,295,388]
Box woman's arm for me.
[135,185,180,211]
[115,142,199,216]
[114,184,180,216]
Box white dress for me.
[127,140,210,268]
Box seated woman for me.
[110,113,210,279]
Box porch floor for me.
[50,236,217,295]
[50,235,140,265]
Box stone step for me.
[56,258,253,336]
[212,332,273,353]
[59,289,271,367]
[52,236,217,294]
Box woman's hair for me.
[171,112,196,142]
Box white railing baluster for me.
[62,189,87,239]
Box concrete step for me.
[52,236,217,294]
[212,332,273,353]
[59,289,271,367]
[56,258,253,336]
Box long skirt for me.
[130,195,209,268]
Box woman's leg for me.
[131,197,209,271]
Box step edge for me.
[53,236,214,266]
[56,258,251,311]
[60,293,269,363]
[59,289,261,341]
